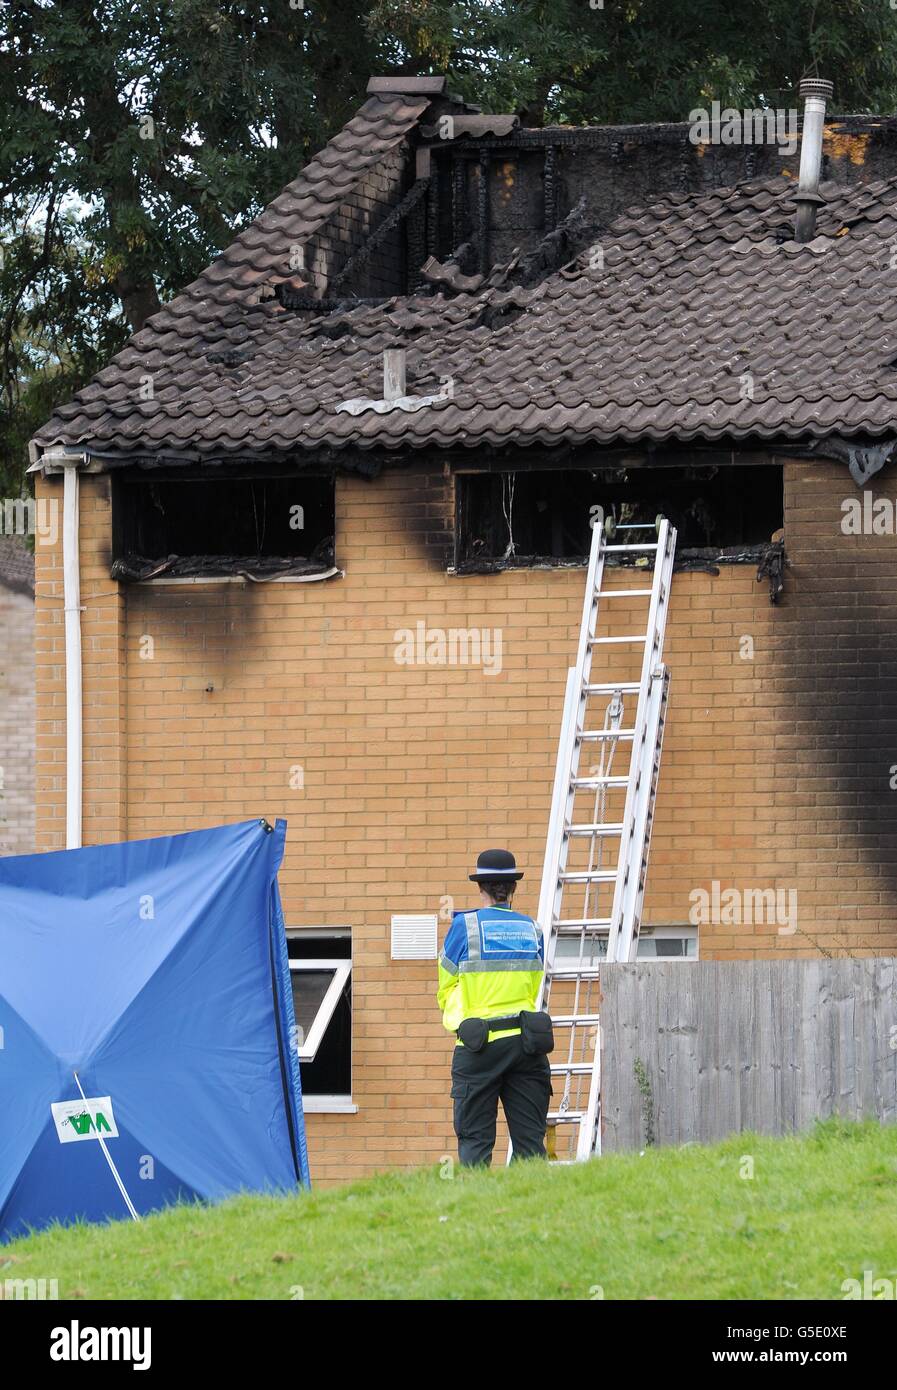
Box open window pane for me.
[289,960,351,1063]
[292,970,336,1039]
[112,473,335,581]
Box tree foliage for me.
[2,0,897,494]
[369,1,897,124]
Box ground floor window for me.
[287,930,353,1111]
[111,472,336,581]
[454,465,783,571]
[553,924,698,962]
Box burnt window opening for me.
[454,466,784,571]
[111,473,336,582]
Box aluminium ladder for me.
[533,516,676,1163]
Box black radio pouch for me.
[457,1016,490,1052]
[519,1010,555,1056]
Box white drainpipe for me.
[34,449,86,848]
[29,447,87,846]
[62,462,83,849]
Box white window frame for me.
[642,925,699,959]
[301,1096,358,1114]
[289,959,351,1062]
[553,924,698,961]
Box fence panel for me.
[599,959,897,1151]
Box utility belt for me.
[456,1010,554,1055]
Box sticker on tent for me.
[51,1097,119,1144]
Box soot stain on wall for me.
[778,461,897,915]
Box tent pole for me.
[73,1071,141,1223]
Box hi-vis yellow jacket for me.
[437,904,544,1042]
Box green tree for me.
[3,0,897,495]
[1,0,384,492]
[370,0,897,123]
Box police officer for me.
[437,849,553,1166]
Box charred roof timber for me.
[794,77,834,243]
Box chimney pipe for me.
[794,77,833,243]
[383,348,406,402]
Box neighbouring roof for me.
[31,96,897,466]
[0,535,35,597]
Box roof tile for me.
[33,133,897,461]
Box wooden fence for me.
[599,958,897,1151]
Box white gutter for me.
[37,448,86,849]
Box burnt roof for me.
[31,92,897,467]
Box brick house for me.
[28,76,897,1181]
[0,536,35,859]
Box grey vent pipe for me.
[794,77,834,243]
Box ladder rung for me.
[551,1013,601,1026]
[548,965,602,980]
[548,1111,586,1123]
[602,588,654,597]
[567,823,623,836]
[590,634,646,645]
[560,869,616,883]
[585,681,641,693]
[579,729,635,740]
[550,1062,594,1075]
[603,543,658,552]
[555,917,611,929]
[572,775,628,788]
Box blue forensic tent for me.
[0,818,309,1243]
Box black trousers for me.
[450,1032,552,1167]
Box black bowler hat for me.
[469,849,524,883]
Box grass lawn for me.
[3,1120,897,1300]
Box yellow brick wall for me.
[33,457,897,1182]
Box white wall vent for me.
[391,913,438,960]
